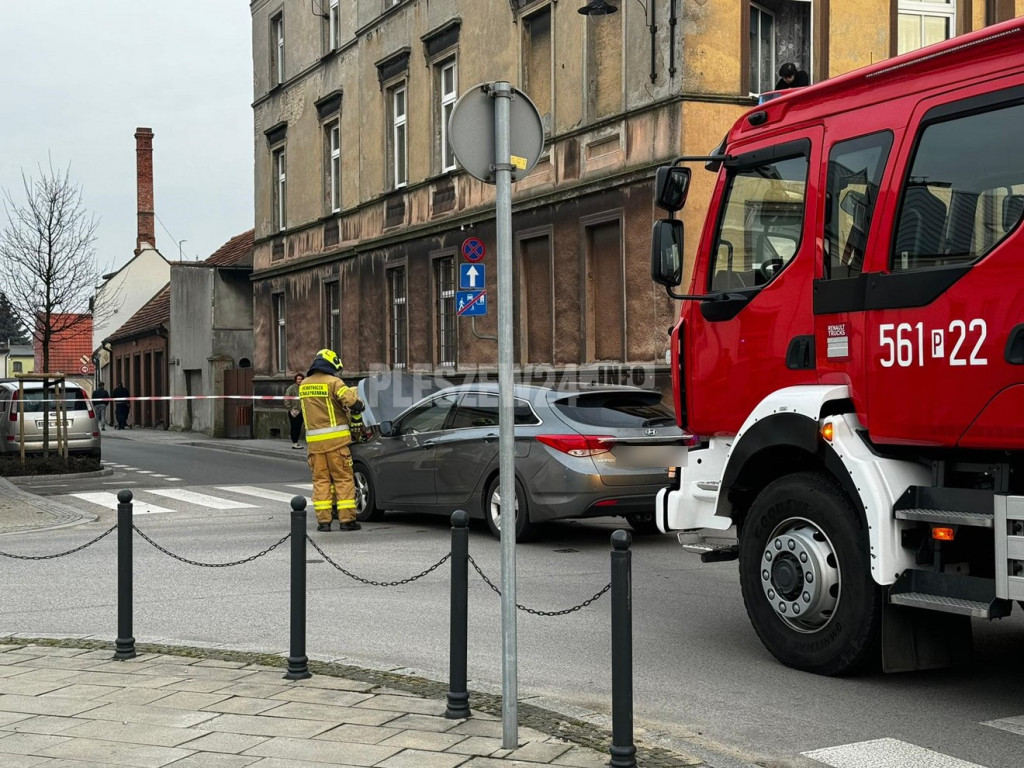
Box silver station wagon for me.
[0,380,102,459]
[351,383,687,540]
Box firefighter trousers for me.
[307,446,356,524]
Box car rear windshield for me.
[552,392,675,428]
[14,389,90,413]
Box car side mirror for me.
[379,420,395,437]
[651,219,684,287]
[655,166,692,212]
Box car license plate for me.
[36,420,71,428]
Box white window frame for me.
[329,0,340,50]
[434,256,456,367]
[272,146,286,231]
[439,58,458,173]
[273,14,285,85]
[274,294,287,372]
[329,121,341,212]
[897,0,956,55]
[390,83,408,188]
[388,266,408,369]
[749,3,775,97]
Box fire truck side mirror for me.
[655,166,692,212]
[651,219,684,288]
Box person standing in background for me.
[112,381,130,430]
[285,372,304,449]
[92,382,109,430]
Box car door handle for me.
[422,439,439,447]
[483,433,497,442]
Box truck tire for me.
[738,471,882,676]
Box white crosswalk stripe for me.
[70,492,174,516]
[802,738,986,767]
[216,486,303,504]
[286,484,313,492]
[142,488,257,509]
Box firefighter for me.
[298,348,364,532]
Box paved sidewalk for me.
[0,477,96,536]
[0,639,701,767]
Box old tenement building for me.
[248,0,1020,435]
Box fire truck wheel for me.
[739,471,882,676]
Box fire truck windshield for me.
[709,153,809,292]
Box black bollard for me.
[446,510,471,719]
[284,496,312,680]
[113,489,137,660]
[609,529,637,768]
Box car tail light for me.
[8,392,18,421]
[536,434,615,457]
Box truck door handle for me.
[786,335,815,370]
[1006,324,1024,365]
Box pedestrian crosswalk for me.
[803,738,986,767]
[68,483,314,516]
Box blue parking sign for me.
[456,290,487,316]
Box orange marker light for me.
[821,422,834,442]
[932,527,955,541]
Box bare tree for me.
[0,161,113,371]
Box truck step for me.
[677,531,739,563]
[889,592,998,618]
[889,569,1011,619]
[894,508,993,528]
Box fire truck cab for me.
[651,18,1024,675]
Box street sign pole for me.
[493,80,518,751]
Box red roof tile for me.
[204,229,254,268]
[33,314,94,374]
[108,284,170,341]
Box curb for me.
[0,635,708,768]
[6,468,114,484]
[181,441,308,462]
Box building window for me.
[325,281,341,354]
[584,219,625,362]
[329,0,340,50]
[271,13,285,85]
[586,7,622,119]
[437,58,458,172]
[519,233,553,364]
[273,293,286,372]
[749,3,775,96]
[388,83,408,188]
[325,119,341,213]
[434,256,456,367]
[387,266,408,368]
[897,0,955,54]
[12,361,22,373]
[272,146,286,231]
[522,6,552,130]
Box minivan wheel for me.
[485,476,533,541]
[353,462,383,522]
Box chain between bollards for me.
[284,495,311,680]
[609,529,637,768]
[113,489,136,660]
[446,510,471,719]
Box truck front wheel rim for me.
[759,518,840,633]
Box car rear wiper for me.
[642,417,676,427]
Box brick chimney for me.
[134,127,155,256]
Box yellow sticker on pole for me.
[510,155,527,170]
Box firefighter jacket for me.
[298,372,361,454]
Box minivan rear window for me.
[16,389,90,413]
[552,392,674,428]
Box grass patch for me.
[0,454,102,477]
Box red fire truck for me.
[650,18,1024,675]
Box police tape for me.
[19,395,297,404]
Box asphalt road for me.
[5,439,1024,768]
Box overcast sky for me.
[1,2,254,273]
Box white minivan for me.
[0,380,102,459]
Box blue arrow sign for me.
[456,290,487,316]
[459,263,485,290]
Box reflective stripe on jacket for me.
[298,372,360,453]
